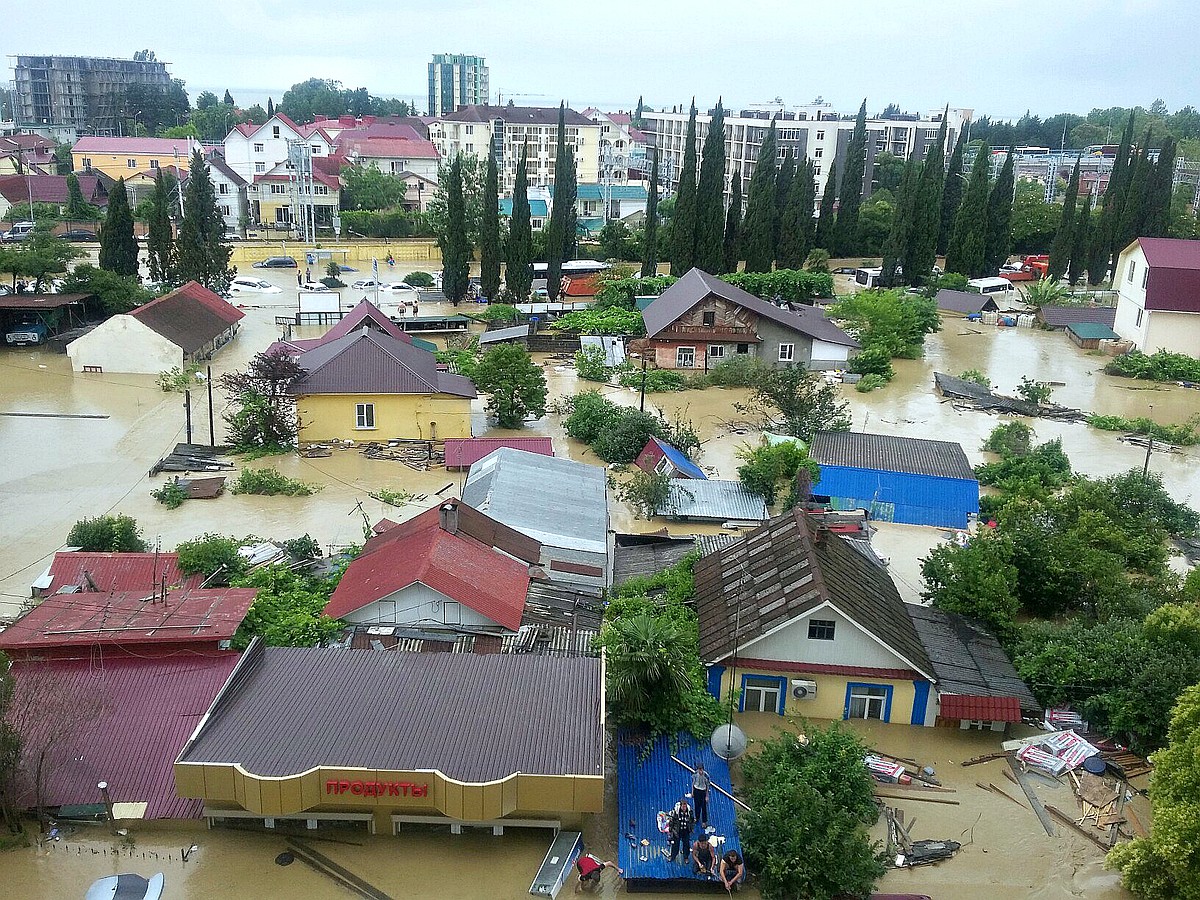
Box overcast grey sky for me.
[4,0,1196,119]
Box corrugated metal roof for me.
[1067,322,1120,340]
[694,509,934,679]
[1134,237,1200,312]
[935,289,998,315]
[612,536,697,586]
[499,198,549,218]
[479,324,530,344]
[616,733,743,888]
[809,430,976,481]
[0,587,256,651]
[439,105,592,126]
[129,281,245,353]
[443,437,553,469]
[73,136,199,155]
[939,694,1021,722]
[647,437,708,480]
[40,551,201,596]
[9,655,239,818]
[907,604,1040,716]
[462,449,609,555]
[179,645,604,782]
[656,480,766,522]
[1037,305,1117,329]
[290,329,476,397]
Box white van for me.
[1,221,36,242]
[854,267,883,288]
[967,277,1015,296]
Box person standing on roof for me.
[667,796,695,864]
[692,763,710,828]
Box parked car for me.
[5,318,49,346]
[253,256,298,268]
[299,283,335,293]
[1,221,36,242]
[350,278,387,290]
[382,283,420,295]
[230,277,283,294]
[58,229,98,242]
[222,230,243,241]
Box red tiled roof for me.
[253,168,341,189]
[337,135,439,160]
[41,551,200,596]
[0,174,106,205]
[738,658,921,680]
[73,136,198,156]
[8,655,240,818]
[443,437,554,469]
[1134,237,1200,312]
[325,500,533,630]
[939,693,1022,723]
[130,281,245,352]
[0,587,258,652]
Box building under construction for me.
[11,54,171,136]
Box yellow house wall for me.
[721,666,921,724]
[72,151,187,180]
[296,393,472,442]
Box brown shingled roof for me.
[129,281,244,353]
[289,328,477,398]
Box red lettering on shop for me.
[324,779,430,798]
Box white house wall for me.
[811,339,853,368]
[67,315,181,374]
[1113,244,1150,349]
[342,581,503,629]
[743,606,913,670]
[1143,310,1200,354]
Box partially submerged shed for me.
[654,479,767,524]
[1066,321,1120,349]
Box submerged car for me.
[5,318,48,346]
[230,277,283,294]
[85,872,164,900]
[350,278,388,290]
[252,256,298,268]
[59,229,98,242]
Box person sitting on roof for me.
[574,852,621,892]
[720,848,745,891]
[690,836,716,877]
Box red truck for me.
[999,254,1050,282]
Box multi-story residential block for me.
[12,54,172,137]
[643,99,972,203]
[333,122,440,181]
[223,114,334,183]
[581,108,649,184]
[429,104,600,195]
[428,54,489,116]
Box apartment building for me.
[428,54,489,116]
[223,114,334,183]
[643,99,972,203]
[429,104,601,194]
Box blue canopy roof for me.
[651,437,707,479]
[499,198,549,218]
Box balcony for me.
[658,324,759,340]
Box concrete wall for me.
[296,392,472,442]
[343,581,504,630]
[67,315,181,374]
[228,241,441,268]
[756,316,816,368]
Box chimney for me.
[439,501,459,535]
[813,525,829,549]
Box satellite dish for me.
[710,724,748,760]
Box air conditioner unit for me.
[791,679,818,700]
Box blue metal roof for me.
[617,732,744,890]
[562,183,649,202]
[499,198,549,218]
[816,464,980,529]
[651,437,708,480]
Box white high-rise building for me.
[427,54,489,117]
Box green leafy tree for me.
[938,129,967,255]
[479,150,501,302]
[146,168,175,283]
[597,221,637,260]
[946,142,991,277]
[176,149,233,293]
[741,118,778,273]
[1145,135,1177,239]
[669,100,699,274]
[340,164,410,211]
[1047,158,1081,281]
[176,533,251,583]
[983,149,1016,274]
[829,288,940,359]
[196,91,218,110]
[633,96,644,128]
[737,439,820,505]
[440,155,471,305]
[641,149,660,276]
[222,89,234,106]
[219,350,304,452]
[0,225,81,292]
[619,469,673,519]
[98,178,138,277]
[814,162,837,253]
[735,363,851,439]
[832,100,868,256]
[471,344,548,428]
[921,534,1021,638]
[505,145,533,301]
[231,565,342,649]
[1095,111,1136,279]
[66,515,147,552]
[58,264,149,317]
[428,152,486,245]
[721,170,743,274]
[694,100,727,272]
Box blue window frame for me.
[739,674,787,715]
[843,682,893,722]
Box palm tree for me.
[1022,278,1072,307]
[601,611,695,725]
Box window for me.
[218,183,229,194]
[708,344,725,359]
[742,676,783,714]
[676,346,696,368]
[253,142,264,153]
[355,403,375,429]
[701,310,716,327]
[255,162,266,173]
[814,148,823,158]
[814,165,821,176]
[778,343,795,362]
[270,183,286,194]
[1142,269,1148,290]
[1127,261,1136,283]
[443,601,461,624]
[149,159,159,169]
[272,126,280,138]
[655,455,674,475]
[846,684,891,721]
[1135,307,1143,327]
[219,205,230,216]
[808,619,836,640]
[736,343,750,355]
[465,124,474,135]
[315,185,328,195]
[311,145,321,154]
[82,157,92,169]
[815,130,825,140]
[127,158,137,168]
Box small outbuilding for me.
[1066,321,1120,349]
[809,431,979,528]
[654,478,767,524]
[934,289,1000,317]
[1036,305,1117,331]
[635,436,707,479]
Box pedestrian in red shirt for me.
[575,852,621,892]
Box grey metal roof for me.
[694,509,935,678]
[907,605,1041,715]
[641,268,858,347]
[810,430,976,481]
[479,324,530,344]
[655,479,768,522]
[439,104,593,126]
[935,289,998,315]
[179,643,604,780]
[289,329,477,397]
[1036,305,1117,329]
[462,448,609,555]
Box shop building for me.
[174,640,605,833]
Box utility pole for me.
[207,366,216,446]
[184,389,193,444]
[1143,405,1154,479]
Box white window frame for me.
[255,162,266,173]
[1135,307,1143,327]
[848,685,889,720]
[707,344,725,359]
[808,619,836,640]
[815,130,825,140]
[1142,269,1148,290]
[778,343,795,362]
[743,677,782,714]
[149,159,159,169]
[253,142,264,153]
[126,158,137,168]
[270,183,286,194]
[676,346,696,369]
[272,126,280,139]
[1127,261,1136,283]
[355,402,376,429]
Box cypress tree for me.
[1097,111,1136,276]
[1145,135,1176,238]
[641,149,660,277]
[945,142,991,278]
[1047,158,1081,282]
[740,118,778,273]
[505,145,533,301]
[267,97,275,118]
[147,168,174,284]
[983,149,1015,274]
[176,150,233,293]
[65,173,90,219]
[694,100,727,273]
[772,149,795,263]
[904,115,947,285]
[98,177,139,277]
[440,155,471,305]
[560,142,578,263]
[1068,192,1092,287]
[814,164,837,252]
[1087,199,1113,286]
[223,89,234,106]
[880,156,918,287]
[938,130,967,256]
[777,157,814,271]
[1114,136,1153,258]
[669,100,699,274]
[546,103,570,301]
[633,96,644,128]
[832,99,868,257]
[480,149,501,303]
[721,170,743,274]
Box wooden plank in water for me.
[1045,805,1110,851]
[961,751,1008,767]
[1007,756,1056,837]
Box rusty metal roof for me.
[9,654,240,818]
[443,437,554,469]
[41,550,201,596]
[129,281,245,352]
[178,643,604,781]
